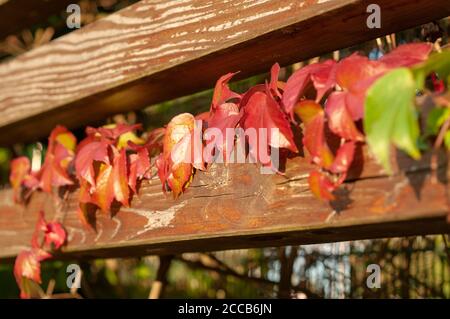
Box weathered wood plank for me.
[0,0,74,40]
[0,147,448,261]
[0,0,448,145]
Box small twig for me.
[390,33,397,48]
[47,292,83,299]
[434,38,442,53]
[148,255,173,299]
[376,38,383,51]
[45,279,55,297]
[385,35,393,51]
[333,50,340,61]
[31,143,42,173]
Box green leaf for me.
[364,68,420,173]
[412,51,450,90]
[445,131,450,150]
[426,108,450,136]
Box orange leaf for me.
[39,126,76,193]
[92,163,114,213]
[330,141,356,175]
[14,248,51,298]
[308,170,336,201]
[211,72,241,111]
[302,111,334,169]
[294,100,323,125]
[9,157,31,202]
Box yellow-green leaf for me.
[364,68,420,173]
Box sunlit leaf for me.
[364,68,420,173]
[9,157,31,202]
[308,170,335,201]
[14,248,51,298]
[325,92,364,141]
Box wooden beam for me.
[0,0,74,40]
[0,0,448,145]
[0,147,448,262]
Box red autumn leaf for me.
[210,72,241,111]
[379,42,433,68]
[10,157,31,202]
[311,59,337,102]
[39,154,73,193]
[47,125,76,154]
[336,54,385,91]
[242,88,298,155]
[158,113,200,197]
[293,100,323,125]
[91,163,114,213]
[240,64,283,108]
[294,101,334,169]
[344,75,380,120]
[206,102,242,162]
[325,92,364,141]
[156,154,169,192]
[14,248,51,297]
[333,54,388,120]
[282,60,336,119]
[32,211,67,250]
[75,137,110,187]
[269,63,283,100]
[39,126,76,193]
[308,170,336,201]
[145,127,166,157]
[86,123,142,141]
[128,145,151,193]
[32,213,65,250]
[43,222,66,250]
[195,112,210,122]
[77,179,96,227]
[330,141,356,175]
[128,154,140,194]
[168,161,194,198]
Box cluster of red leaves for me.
[155,64,299,197]
[10,125,76,202]
[286,43,432,200]
[155,42,432,200]
[75,124,161,223]
[14,211,66,298]
[10,43,434,205]
[10,126,72,298]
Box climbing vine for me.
[9,42,450,297]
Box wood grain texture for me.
[0,147,448,261]
[0,0,74,40]
[0,0,448,145]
